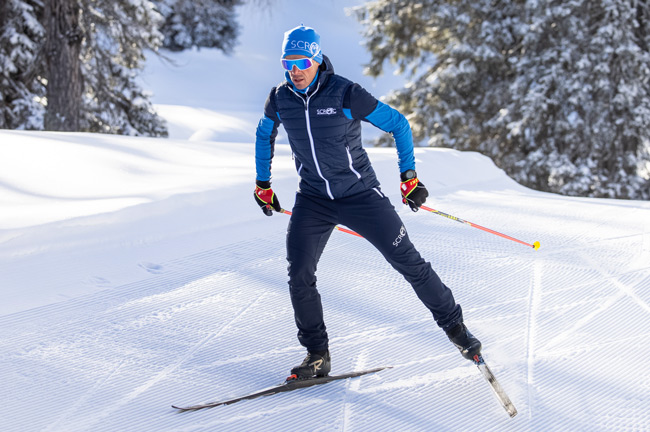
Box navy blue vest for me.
[272,60,380,199]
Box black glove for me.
[254,180,282,216]
[400,170,428,212]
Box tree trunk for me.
[44,0,82,131]
[0,1,7,30]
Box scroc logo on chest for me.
[316,107,337,116]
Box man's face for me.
[285,55,320,90]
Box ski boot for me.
[289,350,331,379]
[446,323,482,360]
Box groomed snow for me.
[1,1,649,431]
[2,129,649,431]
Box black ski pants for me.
[286,188,463,353]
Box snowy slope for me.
[1,129,649,432]
[2,1,650,430]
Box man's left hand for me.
[254,180,282,216]
[400,171,429,212]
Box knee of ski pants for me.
[286,246,322,297]
[286,218,333,290]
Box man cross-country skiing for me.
[254,25,481,378]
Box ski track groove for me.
[338,350,367,432]
[525,260,543,419]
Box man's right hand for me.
[254,180,282,216]
[400,170,428,212]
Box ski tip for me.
[362,366,393,374]
[533,241,541,250]
[173,405,206,412]
[173,404,205,411]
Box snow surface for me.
[2,1,650,431]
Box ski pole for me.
[279,209,363,238]
[420,205,540,250]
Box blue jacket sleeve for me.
[255,89,281,182]
[343,84,416,172]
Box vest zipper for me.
[300,83,334,200]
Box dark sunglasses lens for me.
[281,58,312,71]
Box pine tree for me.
[1,0,243,136]
[505,0,650,198]
[0,0,168,135]
[355,0,650,199]
[78,0,168,135]
[0,0,45,129]
[153,0,242,52]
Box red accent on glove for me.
[254,183,281,216]
[400,178,420,204]
[255,185,275,205]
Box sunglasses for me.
[281,52,319,71]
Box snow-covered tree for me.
[0,0,244,136]
[507,0,650,199]
[153,0,242,52]
[0,0,242,136]
[0,0,45,130]
[355,0,650,199]
[0,0,167,135]
[78,0,167,135]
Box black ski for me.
[172,366,390,411]
[473,354,517,418]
